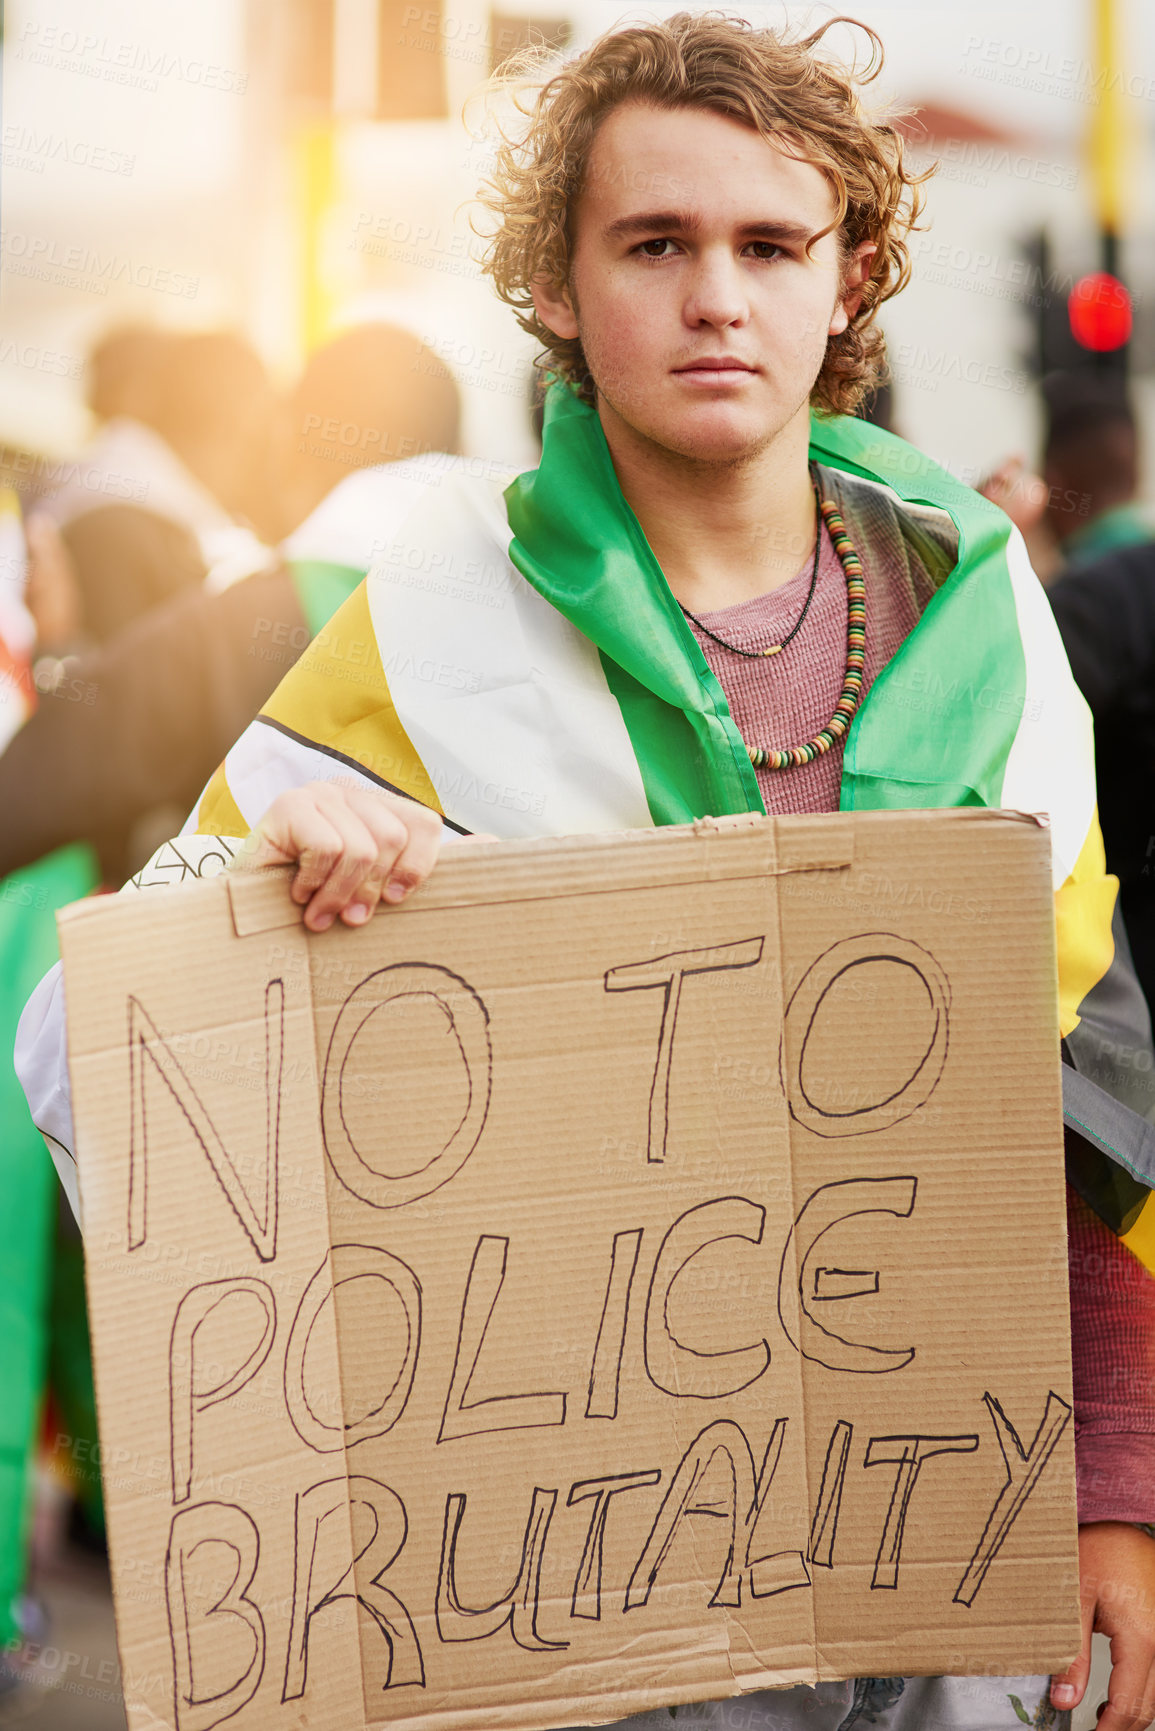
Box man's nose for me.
[683,247,750,328]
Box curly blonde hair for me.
[478,12,928,417]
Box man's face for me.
[532,101,870,466]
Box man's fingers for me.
[302,789,401,929]
[234,828,289,873]
[1122,1661,1155,1731]
[321,786,443,924]
[372,799,443,906]
[1068,1526,1155,1731]
[1051,1588,1096,1712]
[242,804,346,891]
[1093,1650,1155,1731]
[339,864,390,925]
[235,782,452,930]
[1135,1661,1155,1731]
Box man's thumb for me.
[230,825,288,872]
[1050,1596,1095,1710]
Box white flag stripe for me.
[366,470,653,838]
[185,720,386,836]
[999,528,1096,888]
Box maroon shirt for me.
[688,522,1155,1524]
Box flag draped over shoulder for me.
[178,385,1155,1271]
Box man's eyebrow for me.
[603,211,816,245]
[603,210,701,241]
[734,220,815,245]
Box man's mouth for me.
[674,357,756,371]
[668,353,758,380]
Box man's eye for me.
[748,241,784,260]
[638,238,675,257]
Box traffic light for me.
[1067,271,1132,354]
[1022,229,1131,382]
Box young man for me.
[17,13,1155,1730]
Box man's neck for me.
[598,401,817,613]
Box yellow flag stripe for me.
[1121,1193,1155,1274]
[262,581,442,813]
[1054,810,1118,1039]
[195,762,249,839]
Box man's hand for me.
[1051,1523,1155,1729]
[236,780,446,932]
[976,455,1049,537]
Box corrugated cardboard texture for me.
[58,810,1079,1731]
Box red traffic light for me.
[1068,271,1133,352]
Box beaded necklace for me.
[680,491,866,773]
[679,481,822,660]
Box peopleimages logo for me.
[890,342,1027,396]
[0,444,149,502]
[1,123,136,177]
[1,232,199,299]
[909,136,1077,193]
[961,33,1155,102]
[0,338,82,378]
[14,23,248,94]
[910,236,1143,312]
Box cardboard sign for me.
[59,810,1080,1731]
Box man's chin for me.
[595,383,797,468]
[649,415,781,467]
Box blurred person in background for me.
[1042,375,1151,572]
[976,451,1055,573]
[1049,541,1155,1012]
[0,330,458,1660]
[0,326,275,1675]
[38,324,172,536]
[980,374,1152,583]
[148,329,278,534]
[0,493,98,1676]
[0,324,461,889]
[1045,375,1149,571]
[979,379,1155,1014]
[27,327,278,658]
[270,321,463,537]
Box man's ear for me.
[828,242,878,337]
[531,276,580,341]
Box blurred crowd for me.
[0,316,467,1698]
[974,374,1155,1009]
[3,315,1155,1705]
[1,321,463,883]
